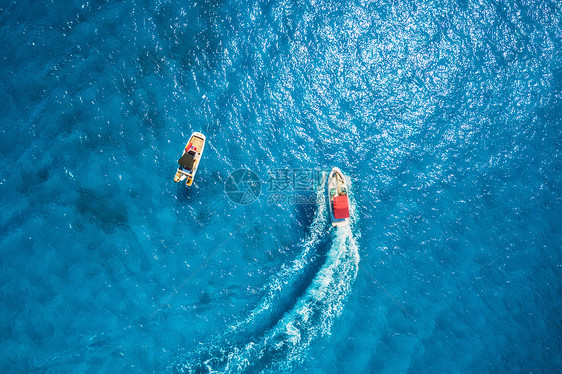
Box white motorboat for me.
[174,132,206,186]
[327,167,350,227]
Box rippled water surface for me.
[1,0,561,372]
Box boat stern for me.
[331,217,350,227]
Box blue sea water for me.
[1,0,561,372]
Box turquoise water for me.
[1,0,561,372]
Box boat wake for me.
[168,175,360,373]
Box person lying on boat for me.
[178,150,196,172]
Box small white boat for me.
[327,167,350,227]
[174,132,206,186]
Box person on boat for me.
[178,149,196,172]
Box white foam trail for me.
[170,171,360,373]
[223,225,360,373]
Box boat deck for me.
[190,135,205,151]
